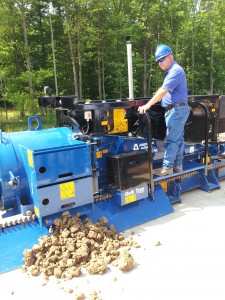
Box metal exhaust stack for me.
[126,36,134,100]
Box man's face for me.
[157,54,172,71]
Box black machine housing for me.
[39,94,225,143]
[107,150,150,191]
[39,94,225,191]
[184,94,225,142]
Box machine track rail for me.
[0,213,36,231]
[155,161,225,186]
[207,161,225,171]
[155,171,199,185]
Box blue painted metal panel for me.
[0,127,90,212]
[36,177,93,218]
[0,134,22,211]
[19,143,92,186]
[32,146,92,185]
[0,127,93,218]
[113,185,149,206]
[86,185,174,232]
[0,220,49,274]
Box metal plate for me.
[0,220,49,274]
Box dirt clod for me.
[89,290,102,300]
[22,211,137,281]
[117,250,135,271]
[155,241,162,247]
[75,293,85,300]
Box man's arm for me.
[138,87,168,114]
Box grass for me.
[0,108,57,132]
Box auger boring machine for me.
[1,40,225,273]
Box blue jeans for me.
[163,105,190,170]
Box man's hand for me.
[138,104,149,114]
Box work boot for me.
[153,168,173,176]
[173,167,183,173]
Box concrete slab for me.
[1,181,225,300]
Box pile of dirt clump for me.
[22,211,139,281]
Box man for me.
[138,44,190,176]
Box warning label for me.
[60,181,75,200]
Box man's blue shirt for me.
[161,61,188,107]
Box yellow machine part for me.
[108,108,128,134]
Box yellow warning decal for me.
[125,194,136,204]
[201,156,211,164]
[101,121,108,126]
[96,151,103,158]
[34,206,40,216]
[60,181,75,200]
[160,181,168,192]
[103,149,108,154]
[27,150,34,168]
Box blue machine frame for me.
[1,100,225,273]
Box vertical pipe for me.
[49,9,59,96]
[126,37,134,100]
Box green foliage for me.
[0,0,224,113]
[3,68,54,114]
[0,108,56,132]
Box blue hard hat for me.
[155,44,173,62]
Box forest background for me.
[0,0,224,129]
